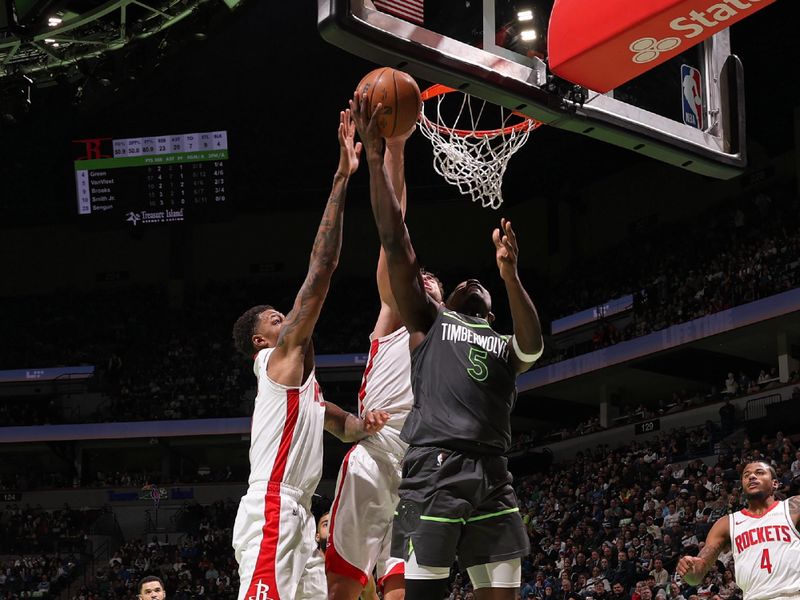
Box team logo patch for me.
[397,500,421,528]
[248,580,274,600]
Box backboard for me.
[319,0,747,178]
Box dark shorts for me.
[391,445,530,569]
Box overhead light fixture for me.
[48,16,62,26]
[520,29,537,41]
[517,9,533,21]
[44,38,56,43]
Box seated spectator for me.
[723,374,738,396]
[613,552,637,589]
[717,571,739,600]
[791,451,800,478]
[649,558,670,590]
[663,504,682,532]
[696,575,719,599]
[667,583,687,600]
[587,566,611,592]
[610,581,630,600]
[679,525,700,554]
[590,580,610,600]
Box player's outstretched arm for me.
[676,515,730,586]
[350,92,437,340]
[493,218,544,374]
[324,402,390,442]
[372,132,411,336]
[269,110,361,385]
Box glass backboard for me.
[319,0,746,178]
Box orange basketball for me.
[356,67,422,138]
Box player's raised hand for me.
[492,218,519,282]
[675,555,704,586]
[337,109,362,177]
[361,410,390,436]
[349,91,385,159]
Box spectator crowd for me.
[2,185,799,430]
[2,425,798,599]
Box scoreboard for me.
[73,131,229,226]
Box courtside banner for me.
[547,0,776,92]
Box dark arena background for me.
[2,1,800,599]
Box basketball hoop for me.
[417,84,542,210]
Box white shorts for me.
[233,482,326,600]
[327,441,404,588]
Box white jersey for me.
[729,500,800,600]
[357,326,412,456]
[248,348,326,504]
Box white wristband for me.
[512,335,543,363]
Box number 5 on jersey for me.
[467,348,488,382]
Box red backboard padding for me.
[547,0,776,92]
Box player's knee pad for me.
[467,558,521,589]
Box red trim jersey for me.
[357,327,413,456]
[249,348,326,502]
[729,500,800,600]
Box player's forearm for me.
[505,275,544,360]
[384,141,407,216]
[308,173,348,278]
[377,142,407,307]
[323,401,366,442]
[366,154,407,257]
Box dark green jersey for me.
[401,307,517,454]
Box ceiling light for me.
[520,29,537,41]
[48,17,62,26]
[517,9,533,22]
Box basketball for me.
[356,67,421,138]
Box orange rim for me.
[419,84,542,138]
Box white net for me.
[418,87,540,210]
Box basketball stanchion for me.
[417,84,542,210]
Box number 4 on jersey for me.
[760,548,772,573]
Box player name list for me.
[75,131,228,225]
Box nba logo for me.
[681,64,703,130]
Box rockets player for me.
[231,110,389,600]
[677,461,800,600]
[325,129,444,600]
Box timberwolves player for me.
[677,461,800,600]
[350,92,544,600]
